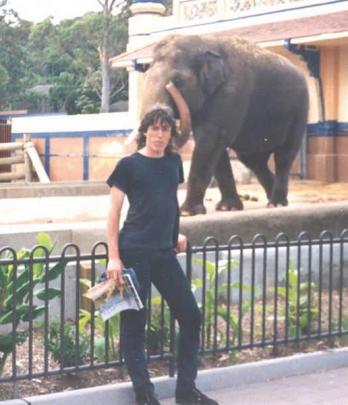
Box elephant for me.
[139,34,309,216]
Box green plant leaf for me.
[230,282,252,293]
[0,266,6,291]
[7,268,30,293]
[0,304,30,324]
[4,281,31,309]
[21,306,45,322]
[36,233,54,252]
[4,249,30,285]
[95,317,106,334]
[94,336,106,360]
[193,258,216,275]
[32,233,55,279]
[150,296,163,306]
[288,269,298,286]
[0,332,26,353]
[35,288,61,300]
[79,309,92,330]
[273,286,287,298]
[39,260,66,283]
[191,278,203,291]
[32,253,45,280]
[241,301,251,317]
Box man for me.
[106,106,219,405]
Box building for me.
[110,0,348,182]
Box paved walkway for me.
[2,349,348,405]
[162,367,348,405]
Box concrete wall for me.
[307,44,348,182]
[1,203,346,329]
[1,202,347,252]
[175,242,348,305]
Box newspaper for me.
[85,269,143,321]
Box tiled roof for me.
[224,10,348,42]
[110,10,348,67]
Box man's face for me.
[144,119,172,155]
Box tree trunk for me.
[100,45,111,113]
[99,0,113,113]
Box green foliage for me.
[342,318,348,333]
[47,320,89,368]
[0,4,129,113]
[192,258,251,350]
[275,261,318,337]
[146,296,172,355]
[79,302,120,361]
[0,233,66,376]
[0,17,32,110]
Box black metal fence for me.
[0,230,347,383]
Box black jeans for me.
[120,248,202,394]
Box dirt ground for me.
[1,291,347,401]
[208,179,348,209]
[0,179,347,226]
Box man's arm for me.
[106,186,125,287]
[176,233,187,253]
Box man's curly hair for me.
[135,105,178,154]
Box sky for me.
[8,0,102,23]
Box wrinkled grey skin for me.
[141,34,309,215]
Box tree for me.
[97,0,128,112]
[0,0,18,24]
[0,16,32,110]
[0,2,129,114]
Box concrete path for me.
[162,367,348,405]
[2,348,348,405]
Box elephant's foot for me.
[216,198,243,211]
[267,199,288,208]
[180,201,207,216]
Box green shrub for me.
[47,320,89,368]
[79,307,120,361]
[275,261,318,337]
[0,233,66,376]
[192,257,251,350]
[146,295,171,355]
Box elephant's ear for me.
[198,51,225,96]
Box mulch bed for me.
[1,288,348,401]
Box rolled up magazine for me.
[85,268,143,321]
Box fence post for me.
[23,134,33,182]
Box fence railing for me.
[0,230,347,383]
[0,134,49,183]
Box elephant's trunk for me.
[165,81,192,148]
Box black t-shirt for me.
[107,152,184,250]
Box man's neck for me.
[139,147,165,158]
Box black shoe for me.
[135,390,161,405]
[176,387,219,404]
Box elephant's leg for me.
[271,144,300,206]
[181,126,224,216]
[237,151,274,200]
[270,116,306,206]
[269,150,293,206]
[214,149,243,211]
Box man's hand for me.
[106,258,125,290]
[176,233,187,253]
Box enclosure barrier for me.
[0,230,347,383]
[0,134,49,183]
